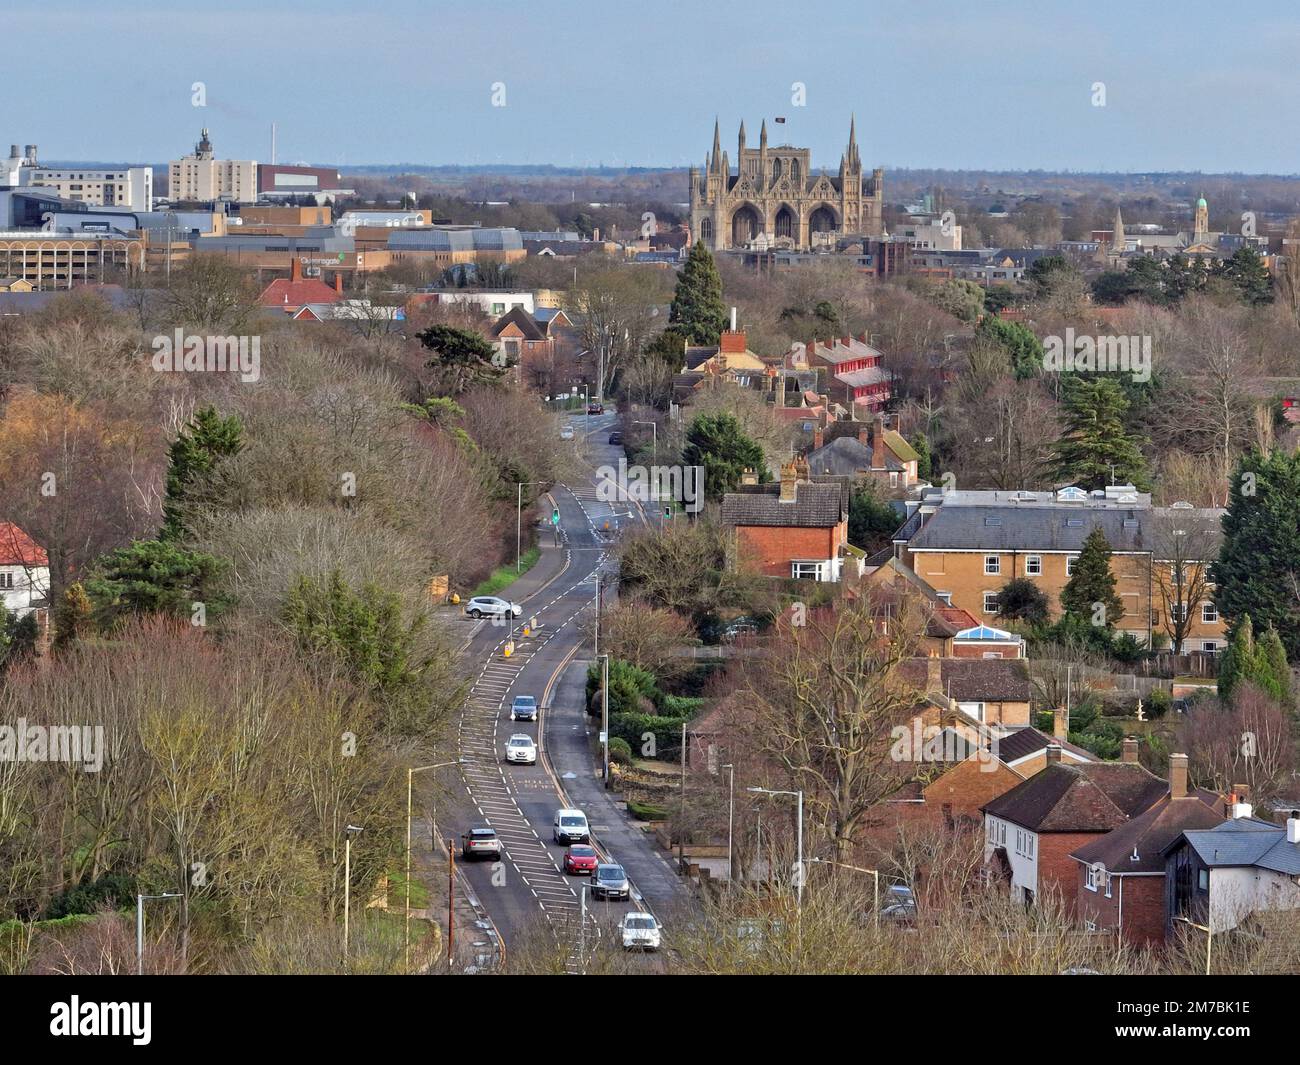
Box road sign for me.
[551,509,561,525]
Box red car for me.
[586,403,604,415]
[563,844,599,875]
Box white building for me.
[3,145,153,209]
[0,522,50,619]
[168,129,257,204]
[895,218,961,251]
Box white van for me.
[553,808,590,844]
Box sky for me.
[11,0,1300,174]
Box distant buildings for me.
[1,143,152,210]
[168,128,257,203]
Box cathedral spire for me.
[1112,204,1125,251]
[760,119,767,147]
[847,113,860,169]
[738,119,746,156]
[711,118,721,173]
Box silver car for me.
[504,734,537,765]
[592,863,629,901]
[464,595,521,619]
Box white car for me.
[619,912,661,951]
[504,734,537,765]
[464,596,522,620]
[560,426,575,440]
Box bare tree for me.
[1148,506,1220,653]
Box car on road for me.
[463,595,522,620]
[511,695,538,721]
[619,912,661,951]
[563,844,599,875]
[591,862,629,901]
[461,827,502,861]
[607,431,623,445]
[586,403,604,415]
[552,808,590,844]
[504,734,537,765]
[560,426,575,440]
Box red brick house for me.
[982,745,1169,913]
[789,335,892,413]
[258,258,344,315]
[1070,753,1223,946]
[720,461,848,582]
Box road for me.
[437,410,691,971]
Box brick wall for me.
[1037,831,1099,914]
[736,522,843,578]
[1076,867,1167,947]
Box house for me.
[258,258,344,315]
[898,656,1033,728]
[788,335,892,414]
[720,460,848,581]
[1163,811,1300,935]
[681,328,769,388]
[1070,753,1223,946]
[900,485,1228,650]
[805,417,919,491]
[0,277,34,292]
[0,522,51,619]
[982,745,1169,911]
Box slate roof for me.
[897,657,1032,703]
[720,481,845,528]
[837,366,891,388]
[909,504,1151,553]
[1072,792,1223,873]
[982,762,1168,833]
[994,727,1093,766]
[1168,818,1300,874]
[491,305,547,341]
[806,436,876,476]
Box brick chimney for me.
[1045,743,1062,765]
[1169,752,1188,799]
[778,461,798,503]
[812,426,824,449]
[741,467,758,486]
[1122,736,1139,764]
[290,258,302,283]
[1052,707,1068,741]
[719,329,747,354]
[872,415,885,469]
[926,654,942,696]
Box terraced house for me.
[893,486,1228,650]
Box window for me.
[1024,555,1042,576]
[1202,602,1218,624]
[984,555,1001,575]
[0,572,12,590]
[1202,641,1219,654]
[1085,866,1098,892]
[1198,869,1209,891]
[791,561,823,581]
[1066,555,1079,576]
[936,592,952,605]
[982,652,1004,659]
[1014,829,1035,858]
[958,701,985,722]
[983,591,1000,615]
[1171,602,1189,623]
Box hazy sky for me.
[12,0,1300,173]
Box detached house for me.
[789,335,892,413]
[0,522,50,619]
[805,417,920,492]
[720,461,848,581]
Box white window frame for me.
[984,555,1001,576]
[1066,554,1079,576]
[983,591,1000,615]
[790,560,823,581]
[1085,866,1097,892]
[1024,554,1042,576]
[1201,601,1218,624]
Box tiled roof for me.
[1072,792,1223,873]
[983,762,1168,833]
[1171,818,1300,874]
[491,305,547,341]
[897,657,1032,703]
[910,504,1152,553]
[259,277,341,309]
[994,727,1093,766]
[720,482,845,529]
[0,523,48,567]
[836,366,891,388]
[806,436,873,476]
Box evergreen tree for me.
[669,242,727,345]
[1218,614,1259,701]
[1214,448,1300,658]
[1060,527,1123,628]
[1215,246,1273,306]
[996,577,1050,626]
[848,487,900,553]
[682,411,766,501]
[1052,377,1149,490]
[83,539,230,630]
[162,406,244,541]
[418,324,509,395]
[975,315,1043,379]
[52,581,93,648]
[1257,624,1292,705]
[909,431,933,481]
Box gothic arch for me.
[808,204,839,235]
[774,204,797,240]
[731,203,762,246]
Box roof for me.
[258,277,341,309]
[836,366,891,388]
[897,657,1032,703]
[806,436,875,476]
[882,429,918,463]
[983,762,1168,833]
[0,522,48,567]
[491,305,546,341]
[720,481,845,529]
[1071,792,1223,873]
[993,727,1093,766]
[1169,818,1300,874]
[910,503,1151,553]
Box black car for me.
[608,431,623,445]
[587,403,604,415]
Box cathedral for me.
[689,117,884,252]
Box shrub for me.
[607,737,633,766]
[626,799,670,822]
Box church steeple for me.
[738,120,746,156]
[847,114,860,170]
[1193,193,1209,242]
[759,119,768,185]
[1112,204,1125,251]
[711,118,722,174]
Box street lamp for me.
[406,760,464,970]
[722,764,735,884]
[747,787,804,911]
[343,824,363,966]
[631,419,657,462]
[809,857,882,928]
[135,892,181,975]
[516,480,549,572]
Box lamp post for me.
[135,892,181,976]
[722,764,735,884]
[747,787,804,912]
[406,760,464,970]
[515,480,548,572]
[343,824,363,966]
[809,857,882,928]
[632,420,660,526]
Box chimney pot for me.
[1045,743,1062,765]
[1169,751,1188,798]
[1122,736,1140,765]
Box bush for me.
[586,658,658,717]
[43,873,137,920]
[607,737,633,766]
[626,799,670,822]
[609,712,688,760]
[1147,688,1173,720]
[656,693,705,716]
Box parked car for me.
[587,403,604,415]
[461,827,502,861]
[619,912,661,951]
[464,595,521,619]
[504,734,537,765]
[608,431,623,445]
[591,863,629,900]
[563,844,599,875]
[560,426,575,440]
[722,618,759,641]
[552,808,590,844]
[511,695,538,721]
[880,884,917,925]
